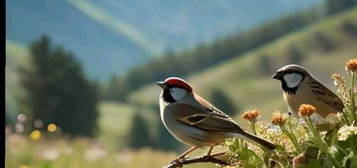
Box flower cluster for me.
[298,104,316,117]
[271,111,288,126]
[345,58,357,74]
[241,109,261,121]
[230,59,357,168]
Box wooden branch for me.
[163,152,229,168]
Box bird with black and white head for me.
[272,64,344,123]
[156,77,276,164]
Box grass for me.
[97,102,136,150]
[5,134,179,168]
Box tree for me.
[127,111,153,149]
[314,32,336,52]
[20,35,98,136]
[155,122,181,151]
[210,88,237,116]
[341,20,357,38]
[258,54,273,75]
[326,0,357,15]
[286,44,304,65]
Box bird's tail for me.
[237,130,276,150]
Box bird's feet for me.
[203,154,212,160]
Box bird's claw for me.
[203,154,211,160]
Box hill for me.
[6,0,323,79]
[123,8,357,127]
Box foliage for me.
[19,35,99,137]
[127,111,153,149]
[314,32,337,52]
[286,44,305,65]
[258,54,274,76]
[226,59,357,168]
[154,123,181,151]
[341,20,357,38]
[210,88,237,116]
[326,0,357,15]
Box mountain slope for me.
[126,8,357,126]
[6,0,323,79]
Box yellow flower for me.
[345,58,357,74]
[18,165,30,168]
[30,130,41,140]
[242,109,261,121]
[47,123,57,133]
[298,104,316,117]
[271,111,287,126]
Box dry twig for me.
[163,152,229,168]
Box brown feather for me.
[307,80,344,112]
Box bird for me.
[156,77,276,163]
[272,64,344,123]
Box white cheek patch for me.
[284,73,303,88]
[170,88,188,101]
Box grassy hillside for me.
[126,8,357,127]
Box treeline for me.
[104,10,320,101]
[103,1,357,102]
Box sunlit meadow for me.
[6,59,357,168]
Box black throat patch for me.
[280,72,305,96]
[282,81,298,95]
[162,89,175,103]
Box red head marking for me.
[164,77,193,92]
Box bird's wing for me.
[193,94,232,119]
[168,102,243,133]
[308,80,344,112]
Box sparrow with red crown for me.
[156,77,276,164]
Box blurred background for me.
[5,0,357,167]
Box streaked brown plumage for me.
[157,77,276,162]
[272,64,344,121]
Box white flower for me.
[338,125,357,141]
[15,123,24,133]
[41,148,60,161]
[267,124,281,133]
[85,147,107,161]
[17,114,27,123]
[63,147,73,156]
[116,151,133,163]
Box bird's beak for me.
[156,81,167,89]
[272,72,283,80]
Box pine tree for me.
[127,111,153,149]
[286,44,304,65]
[155,121,181,151]
[210,88,237,116]
[19,35,98,136]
